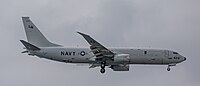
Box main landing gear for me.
[100,62,106,74]
[100,68,105,74]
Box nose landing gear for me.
[167,66,171,71]
[167,64,176,71]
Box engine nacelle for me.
[114,54,130,63]
[111,64,129,71]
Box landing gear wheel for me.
[167,67,171,71]
[101,61,106,69]
[100,68,105,74]
[101,64,105,69]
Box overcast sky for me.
[0,0,199,86]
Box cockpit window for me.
[173,52,178,54]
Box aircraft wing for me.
[77,32,114,60]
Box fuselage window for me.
[174,57,180,59]
[144,51,147,54]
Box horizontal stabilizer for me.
[20,40,40,50]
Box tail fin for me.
[22,17,62,47]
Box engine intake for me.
[111,64,129,71]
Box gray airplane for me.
[20,17,186,74]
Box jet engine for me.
[114,54,130,63]
[110,64,129,71]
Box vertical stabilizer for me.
[22,17,62,47]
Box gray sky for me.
[0,0,199,86]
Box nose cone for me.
[181,56,186,62]
[184,57,186,61]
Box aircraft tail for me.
[22,17,62,47]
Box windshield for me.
[173,52,178,54]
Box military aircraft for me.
[20,17,186,74]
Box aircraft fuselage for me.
[21,17,186,73]
[32,47,186,65]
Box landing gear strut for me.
[100,61,106,74]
